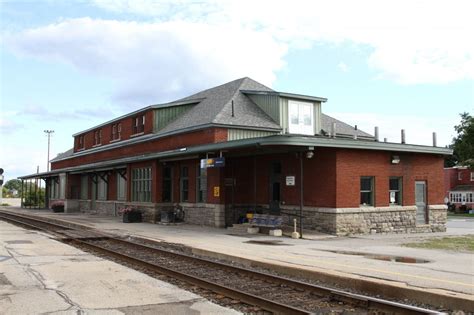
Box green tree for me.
[446,112,474,168]
[4,179,22,196]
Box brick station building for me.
[20,77,451,235]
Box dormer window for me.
[111,123,121,141]
[133,115,145,134]
[288,100,314,135]
[94,129,102,145]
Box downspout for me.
[253,155,257,212]
[299,153,304,238]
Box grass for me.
[448,213,474,218]
[1,203,10,206]
[404,235,474,252]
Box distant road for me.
[1,198,21,207]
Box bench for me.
[249,214,282,228]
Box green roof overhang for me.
[19,135,452,179]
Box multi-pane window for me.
[197,166,207,203]
[360,176,374,206]
[450,192,473,203]
[131,167,152,202]
[288,100,314,135]
[389,177,402,205]
[111,123,121,141]
[117,172,127,201]
[180,166,189,202]
[50,178,59,199]
[162,166,172,202]
[133,115,145,134]
[97,175,107,200]
[80,175,88,200]
[94,129,102,145]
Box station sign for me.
[200,157,225,169]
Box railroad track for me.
[0,211,443,315]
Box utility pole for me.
[44,130,54,172]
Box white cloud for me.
[0,145,46,181]
[4,18,286,106]
[0,117,22,134]
[91,0,474,85]
[337,62,349,72]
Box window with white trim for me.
[458,172,462,180]
[111,123,121,141]
[133,115,145,134]
[449,192,474,203]
[288,100,314,135]
[389,177,402,205]
[360,176,374,206]
[94,129,102,145]
[131,167,151,202]
[471,172,474,181]
[97,175,107,201]
[117,172,127,201]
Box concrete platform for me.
[0,220,240,315]
[1,207,473,310]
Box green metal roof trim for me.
[241,90,328,103]
[71,98,204,137]
[20,135,452,180]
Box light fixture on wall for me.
[391,155,400,164]
[306,151,314,159]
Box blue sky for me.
[1,0,473,181]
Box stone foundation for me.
[157,203,225,227]
[279,204,447,235]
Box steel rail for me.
[103,238,443,315]
[0,211,444,315]
[71,237,312,315]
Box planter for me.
[122,211,142,223]
[52,207,64,213]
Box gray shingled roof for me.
[157,77,282,134]
[321,114,373,138]
[51,148,74,162]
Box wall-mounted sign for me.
[286,176,295,186]
[201,157,225,169]
[213,186,220,197]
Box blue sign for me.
[200,157,225,168]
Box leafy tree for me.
[446,112,474,168]
[4,179,22,196]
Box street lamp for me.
[44,130,54,172]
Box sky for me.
[0,0,473,182]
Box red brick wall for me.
[335,150,445,208]
[73,109,154,153]
[66,174,81,199]
[54,128,228,170]
[303,148,337,207]
[226,149,337,207]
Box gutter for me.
[20,135,452,180]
